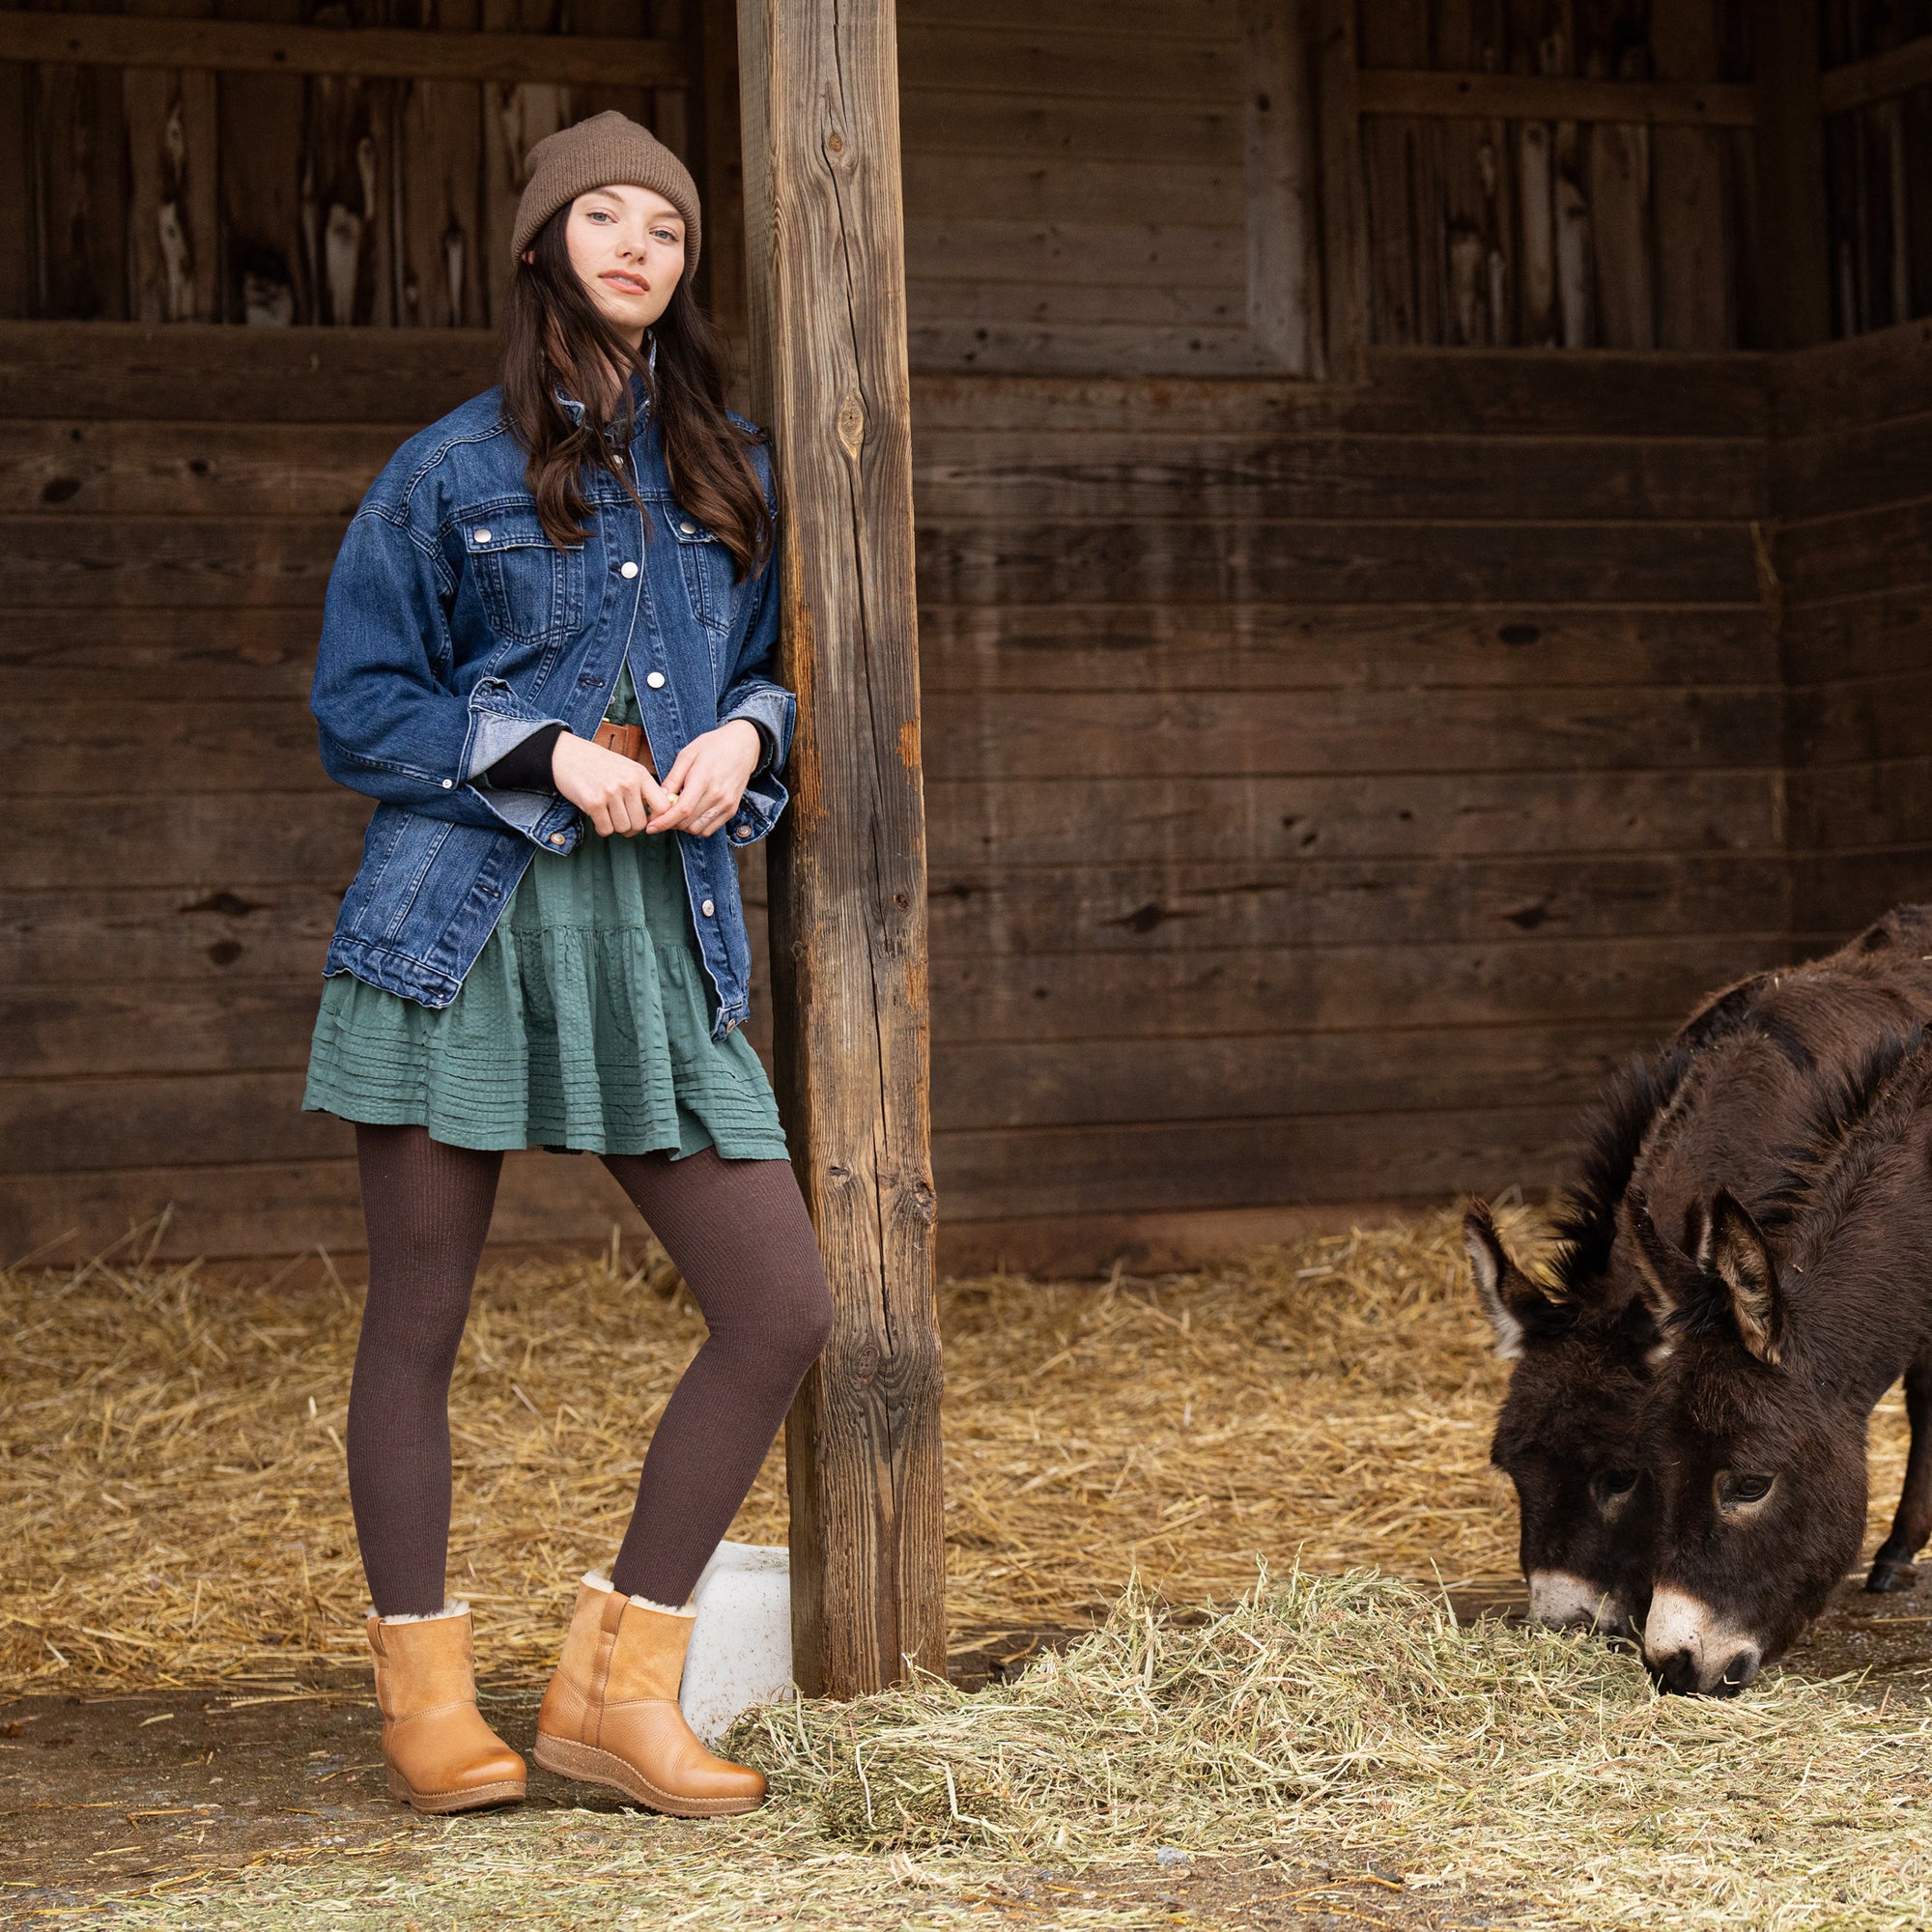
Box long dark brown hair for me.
[501,206,773,579]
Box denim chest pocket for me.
[462,509,583,644]
[662,506,739,642]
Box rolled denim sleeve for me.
[311,500,574,847]
[717,540,794,844]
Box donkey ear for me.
[1622,1187,1699,1329]
[1463,1200,1543,1359]
[1706,1188,1785,1365]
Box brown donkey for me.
[1632,1026,1932,1693]
[1464,907,1932,1642]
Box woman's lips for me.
[601,270,649,296]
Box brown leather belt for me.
[593,721,657,775]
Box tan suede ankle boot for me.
[532,1572,766,1816]
[366,1603,526,1814]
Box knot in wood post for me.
[836,392,865,459]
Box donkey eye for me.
[1718,1471,1776,1508]
[1593,1468,1638,1503]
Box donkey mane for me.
[1759,1023,1929,1238]
[1777,1020,1932,1275]
[1674,971,1776,1055]
[1547,1045,1692,1296]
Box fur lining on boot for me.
[582,1570,694,1619]
[375,1599,470,1626]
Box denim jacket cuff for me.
[464,705,569,782]
[727,769,789,846]
[719,684,795,773]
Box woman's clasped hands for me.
[550,717,762,839]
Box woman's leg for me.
[347,1124,503,1616]
[598,1148,834,1605]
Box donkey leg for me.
[1868,1358,1932,1592]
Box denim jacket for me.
[310,385,792,1039]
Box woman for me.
[304,112,832,1821]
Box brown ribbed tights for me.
[346,1124,833,1617]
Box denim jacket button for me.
[550,832,567,846]
[619,560,639,579]
[645,670,666,690]
[441,779,454,789]
[680,520,696,535]
[700,898,716,917]
[473,527,492,544]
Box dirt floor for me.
[8,1571,1930,1927]
[0,1664,1512,1929]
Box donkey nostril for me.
[1719,1649,1760,1693]
[1653,1650,1701,1696]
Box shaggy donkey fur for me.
[1633,1027,1932,1693]
[1464,905,1932,1641]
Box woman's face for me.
[563,185,685,345]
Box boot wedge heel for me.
[533,1730,760,1817]
[385,1761,527,1815]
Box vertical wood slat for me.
[1589,50,1653,350]
[123,0,219,324]
[1239,0,1321,376]
[1434,0,1510,346]
[696,0,747,343]
[1312,0,1366,374]
[35,39,130,320]
[1753,0,1833,348]
[0,59,31,316]
[215,0,311,326]
[395,0,481,327]
[1651,0,1732,349]
[479,0,570,331]
[735,0,943,1698]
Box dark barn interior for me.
[3,0,1930,1271]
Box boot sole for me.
[386,1766,526,1815]
[532,1732,762,1817]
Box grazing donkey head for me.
[1628,1189,1856,1694]
[1635,1030,1932,1694]
[1468,952,1932,1645]
[1464,1053,1688,1640]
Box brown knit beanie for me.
[512,111,701,284]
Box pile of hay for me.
[100,1577,1932,1930]
[0,1208,1915,1690]
[736,1572,1932,1923]
[12,1212,1932,1929]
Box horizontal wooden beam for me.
[1356,69,1757,128]
[0,9,691,87]
[1820,35,1932,116]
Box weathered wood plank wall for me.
[911,352,1786,1264]
[1820,1,1932,338]
[3,0,1926,1270]
[0,316,1795,1267]
[1351,0,1756,350]
[7,0,700,327]
[893,0,1318,375]
[1776,318,1932,943]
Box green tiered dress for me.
[303,669,787,1161]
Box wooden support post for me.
[1752,0,1833,349]
[734,0,944,1699]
